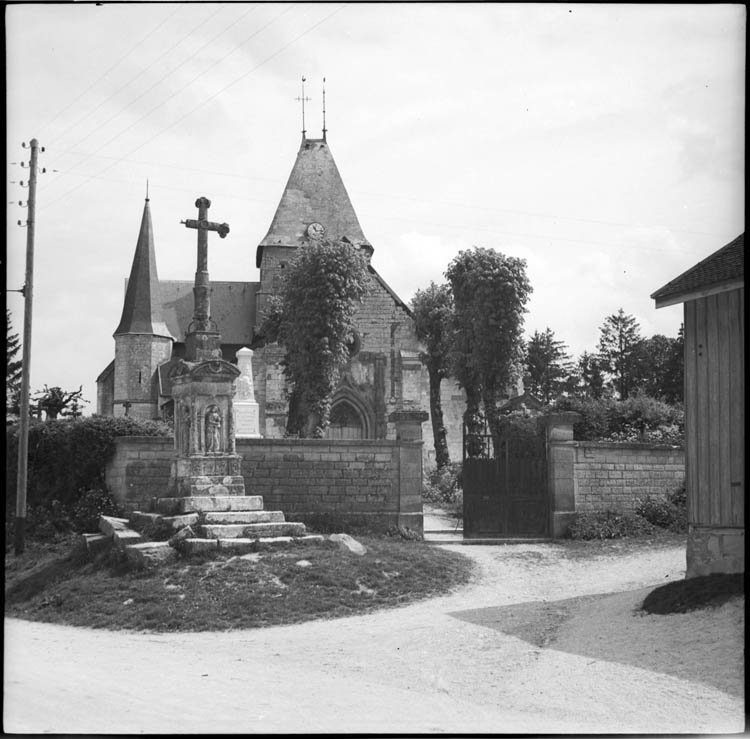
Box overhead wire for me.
[39,4,183,141]
[47,4,231,149]
[60,4,257,169]
[43,164,724,255]
[39,4,347,212]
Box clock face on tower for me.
[307,222,326,239]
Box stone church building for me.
[96,132,467,462]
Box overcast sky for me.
[6,3,745,412]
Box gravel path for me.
[3,540,744,734]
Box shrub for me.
[71,488,123,533]
[552,393,684,444]
[385,525,424,541]
[6,415,170,510]
[5,415,169,542]
[635,482,687,533]
[422,462,462,505]
[447,489,463,521]
[494,412,543,439]
[567,510,657,540]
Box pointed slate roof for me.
[651,233,744,308]
[114,199,173,338]
[256,136,371,267]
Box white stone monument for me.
[234,347,261,438]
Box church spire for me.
[114,198,173,338]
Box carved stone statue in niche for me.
[205,405,222,453]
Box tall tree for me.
[268,239,370,437]
[6,309,23,414]
[631,328,684,403]
[445,247,532,450]
[524,328,573,403]
[411,282,454,469]
[596,308,643,399]
[576,351,606,399]
[33,385,89,420]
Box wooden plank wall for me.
[684,287,744,527]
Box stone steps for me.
[202,510,285,525]
[94,493,322,568]
[199,521,307,539]
[177,535,328,555]
[153,495,265,515]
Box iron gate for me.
[462,419,549,538]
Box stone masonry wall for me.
[573,442,685,512]
[105,436,423,533]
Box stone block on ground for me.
[125,541,177,568]
[202,510,285,525]
[79,533,112,557]
[200,521,306,540]
[161,513,200,530]
[180,538,219,554]
[153,496,264,515]
[113,528,144,549]
[99,515,131,537]
[329,533,367,555]
[253,534,327,549]
[217,538,259,554]
[169,525,197,546]
[128,511,163,530]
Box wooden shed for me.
[652,233,744,577]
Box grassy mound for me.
[5,535,475,632]
[641,573,744,614]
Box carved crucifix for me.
[181,196,230,331]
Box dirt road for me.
[3,541,744,734]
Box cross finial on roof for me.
[322,77,327,142]
[295,76,311,139]
[146,179,149,201]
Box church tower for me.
[254,134,373,324]
[112,197,174,419]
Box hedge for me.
[6,415,171,510]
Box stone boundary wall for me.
[105,436,423,534]
[572,442,685,513]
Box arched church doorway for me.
[326,400,366,440]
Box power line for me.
[356,209,714,255]
[39,4,347,212]
[357,190,732,239]
[39,5,183,140]
[59,5,255,162]
[41,164,720,256]
[44,151,736,248]
[46,4,230,149]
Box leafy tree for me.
[445,247,532,451]
[267,239,370,437]
[32,385,89,420]
[524,328,573,403]
[6,310,22,414]
[596,308,643,399]
[575,351,606,399]
[411,282,454,470]
[632,328,684,403]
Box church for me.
[96,128,467,461]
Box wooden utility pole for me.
[15,138,41,555]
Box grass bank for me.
[5,535,475,632]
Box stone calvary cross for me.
[181,196,230,333]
